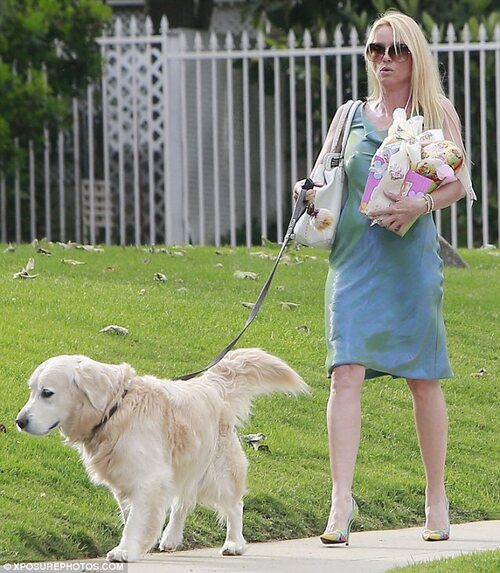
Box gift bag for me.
[359,108,463,236]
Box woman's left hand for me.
[369,191,427,233]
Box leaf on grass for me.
[62,259,86,266]
[13,258,38,279]
[0,423,6,433]
[234,270,258,280]
[56,241,78,249]
[138,289,147,296]
[3,243,16,253]
[276,285,285,292]
[177,287,188,294]
[282,254,304,266]
[99,325,129,335]
[215,263,224,268]
[279,301,300,310]
[250,251,277,260]
[486,251,500,257]
[241,302,255,309]
[78,245,104,252]
[37,247,52,255]
[470,368,488,377]
[296,324,311,335]
[154,272,168,282]
[240,433,269,451]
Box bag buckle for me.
[324,152,341,170]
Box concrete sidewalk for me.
[2,521,499,573]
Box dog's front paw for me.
[159,536,182,552]
[221,541,246,556]
[106,545,139,562]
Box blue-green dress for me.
[325,104,452,380]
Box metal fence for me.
[1,18,499,248]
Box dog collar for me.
[91,389,129,435]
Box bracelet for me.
[423,193,434,214]
[422,194,431,213]
[428,194,435,212]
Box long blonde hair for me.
[365,11,446,129]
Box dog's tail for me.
[207,348,310,425]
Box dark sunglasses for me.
[366,42,411,62]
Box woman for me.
[294,11,474,545]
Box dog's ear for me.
[73,359,122,412]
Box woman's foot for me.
[320,496,358,546]
[423,497,450,541]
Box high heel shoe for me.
[422,498,450,541]
[320,497,358,546]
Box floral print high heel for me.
[422,498,450,541]
[320,497,358,546]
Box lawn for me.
[0,241,498,563]
[389,549,500,572]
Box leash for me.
[173,178,314,381]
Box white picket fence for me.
[1,18,499,247]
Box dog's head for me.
[16,355,134,439]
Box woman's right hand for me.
[292,179,323,204]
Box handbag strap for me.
[331,99,363,162]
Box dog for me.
[16,349,309,562]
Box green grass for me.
[0,242,498,563]
[389,549,500,572]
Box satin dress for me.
[325,105,452,380]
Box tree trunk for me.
[438,236,468,268]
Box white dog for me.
[16,349,309,562]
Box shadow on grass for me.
[244,493,310,541]
[16,525,116,561]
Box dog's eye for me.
[41,389,54,398]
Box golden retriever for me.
[16,349,309,562]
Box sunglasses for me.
[366,42,411,62]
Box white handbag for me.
[293,99,362,249]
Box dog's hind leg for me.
[220,499,246,556]
[107,482,169,562]
[158,499,192,552]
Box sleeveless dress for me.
[325,104,452,380]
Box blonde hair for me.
[365,10,446,129]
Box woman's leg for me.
[407,378,449,529]
[324,364,365,533]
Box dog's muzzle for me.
[16,416,29,431]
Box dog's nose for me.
[16,417,28,430]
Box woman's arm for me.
[311,103,350,173]
[439,96,475,202]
